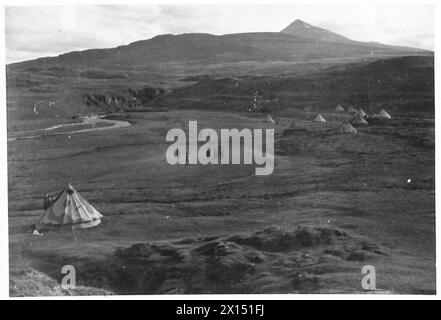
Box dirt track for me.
[7,114,131,141]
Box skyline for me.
[5,4,435,64]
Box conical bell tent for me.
[36,184,103,231]
[313,113,326,123]
[351,113,368,125]
[265,114,275,123]
[347,106,357,114]
[289,121,298,129]
[336,122,358,134]
[375,109,391,120]
[334,104,345,112]
[358,109,367,117]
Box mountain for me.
[8,19,430,71]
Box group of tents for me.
[264,104,391,134]
[36,106,391,232]
[334,104,391,119]
[312,104,392,134]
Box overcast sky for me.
[5,4,435,64]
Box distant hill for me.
[8,19,430,71]
[162,55,434,114]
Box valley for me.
[7,18,435,296]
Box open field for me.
[8,107,435,295]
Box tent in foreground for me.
[313,113,326,123]
[335,104,345,112]
[336,122,358,134]
[36,184,103,231]
[375,109,391,120]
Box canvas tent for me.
[351,113,368,125]
[313,114,326,123]
[336,122,358,134]
[375,109,391,120]
[265,114,275,123]
[334,104,345,112]
[36,184,103,231]
[358,109,367,117]
[289,121,298,129]
[347,106,357,114]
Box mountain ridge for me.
[8,19,431,70]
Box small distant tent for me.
[289,121,298,129]
[265,114,275,123]
[347,106,357,114]
[358,109,367,117]
[375,109,391,120]
[313,114,326,123]
[335,104,345,112]
[36,184,103,231]
[336,122,358,134]
[351,113,368,125]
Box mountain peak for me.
[282,19,314,31]
[291,19,310,26]
[281,19,351,43]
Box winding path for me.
[8,115,131,142]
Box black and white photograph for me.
[2,0,438,298]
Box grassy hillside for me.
[7,55,433,131]
[160,55,434,116]
[8,110,435,295]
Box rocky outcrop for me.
[83,86,166,112]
